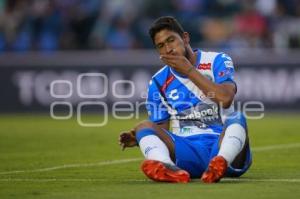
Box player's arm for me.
[160,54,235,108]
[119,120,170,150]
[119,128,137,151]
[119,78,171,150]
[187,71,235,108]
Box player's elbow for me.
[217,84,235,108]
[219,94,234,109]
[221,98,232,108]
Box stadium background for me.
[0,0,300,113]
[0,0,300,199]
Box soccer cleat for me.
[201,156,228,183]
[141,160,190,183]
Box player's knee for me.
[134,120,156,133]
[224,111,247,130]
[134,121,157,143]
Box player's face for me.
[154,29,189,57]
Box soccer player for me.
[119,16,252,183]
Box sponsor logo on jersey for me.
[175,109,219,121]
[198,63,211,70]
[168,89,179,100]
[174,104,220,126]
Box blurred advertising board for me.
[0,50,299,112]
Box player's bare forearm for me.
[119,120,170,151]
[160,54,235,108]
[187,68,235,108]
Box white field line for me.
[0,158,142,175]
[222,178,300,183]
[0,178,149,182]
[0,142,299,175]
[252,143,300,152]
[0,178,299,183]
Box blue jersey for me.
[146,49,236,137]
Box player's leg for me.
[218,112,249,169]
[134,120,175,164]
[202,112,251,183]
[134,120,190,183]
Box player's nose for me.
[166,45,174,55]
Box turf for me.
[0,113,300,199]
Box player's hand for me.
[160,54,195,76]
[119,129,137,151]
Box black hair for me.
[148,16,185,44]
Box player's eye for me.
[166,36,175,43]
[156,43,164,49]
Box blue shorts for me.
[166,131,252,178]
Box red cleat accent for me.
[141,160,190,183]
[201,156,228,183]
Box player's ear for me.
[182,32,190,45]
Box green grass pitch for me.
[0,113,300,199]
